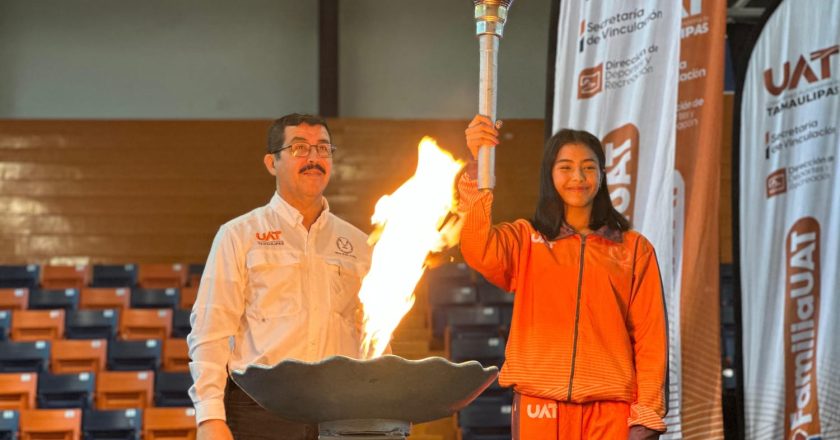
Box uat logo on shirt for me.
[602,124,639,221]
[764,45,839,96]
[784,217,822,440]
[255,230,283,241]
[766,169,787,198]
[577,64,604,99]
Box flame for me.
[359,137,464,359]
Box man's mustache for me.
[299,163,326,174]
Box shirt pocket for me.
[245,250,303,319]
[323,257,365,318]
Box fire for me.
[359,137,464,359]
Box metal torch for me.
[474,0,513,191]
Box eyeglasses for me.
[274,142,337,158]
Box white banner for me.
[740,0,840,439]
[552,0,681,434]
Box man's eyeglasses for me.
[274,142,337,158]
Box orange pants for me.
[512,393,630,440]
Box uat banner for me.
[740,0,840,439]
[552,1,727,438]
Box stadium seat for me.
[446,328,505,366]
[138,264,187,289]
[0,409,19,440]
[0,288,29,310]
[162,339,189,373]
[475,280,513,305]
[130,288,179,310]
[40,265,90,290]
[19,408,82,440]
[51,339,107,374]
[82,408,142,440]
[27,289,79,311]
[0,312,9,341]
[179,286,198,310]
[171,310,191,338]
[36,372,95,409]
[0,341,50,373]
[0,372,37,410]
[142,407,196,440]
[96,371,154,410]
[458,395,512,430]
[119,309,172,341]
[0,265,39,290]
[446,305,501,328]
[186,264,204,287]
[107,340,162,372]
[79,288,130,311]
[91,265,137,289]
[10,310,64,341]
[65,310,119,341]
[154,372,192,407]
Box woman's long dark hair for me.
[531,128,631,239]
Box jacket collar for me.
[269,192,331,230]
[555,223,623,243]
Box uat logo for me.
[602,124,639,221]
[255,230,283,241]
[578,64,604,99]
[784,218,821,440]
[764,45,839,96]
[681,0,701,18]
[766,168,787,198]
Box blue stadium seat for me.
[446,305,501,328]
[0,410,19,440]
[130,288,179,310]
[28,288,80,311]
[0,265,40,290]
[66,309,119,340]
[82,408,142,440]
[92,265,137,288]
[171,310,191,339]
[154,372,192,407]
[459,395,513,430]
[0,340,50,373]
[37,371,95,409]
[448,329,505,366]
[476,280,513,305]
[107,340,162,372]
[0,311,9,341]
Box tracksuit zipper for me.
[567,234,586,401]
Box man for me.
[188,113,372,440]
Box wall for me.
[0,0,551,119]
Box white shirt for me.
[187,192,371,423]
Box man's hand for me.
[197,419,234,440]
[465,114,501,160]
[628,425,661,440]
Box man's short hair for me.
[267,113,332,154]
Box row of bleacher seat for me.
[0,308,191,341]
[0,287,197,312]
[0,263,204,290]
[0,407,195,440]
[425,263,514,439]
[0,370,191,409]
[0,338,188,374]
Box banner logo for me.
[578,64,604,99]
[766,169,788,198]
[603,124,639,220]
[764,45,839,96]
[784,218,821,440]
[681,0,701,18]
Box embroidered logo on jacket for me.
[255,230,284,246]
[336,237,354,255]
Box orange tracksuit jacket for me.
[458,175,668,432]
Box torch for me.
[474,0,514,191]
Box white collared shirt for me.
[187,192,371,423]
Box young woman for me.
[459,115,667,440]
